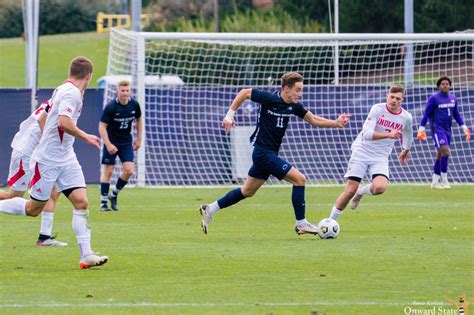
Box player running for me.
[328,84,413,220]
[199,72,351,235]
[417,76,471,189]
[0,56,108,269]
[1,100,67,246]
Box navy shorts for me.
[101,143,134,165]
[248,146,292,180]
[432,129,451,149]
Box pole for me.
[131,0,142,31]
[404,0,414,86]
[334,0,339,85]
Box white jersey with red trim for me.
[31,81,83,166]
[351,103,413,161]
[11,101,50,156]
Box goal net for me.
[104,29,473,187]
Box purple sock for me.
[433,159,441,175]
[440,156,449,173]
[292,186,305,220]
[217,188,245,209]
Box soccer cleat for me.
[431,182,445,190]
[79,254,109,269]
[350,194,363,209]
[108,194,119,211]
[441,181,451,189]
[295,222,319,235]
[100,202,111,212]
[199,204,212,234]
[36,236,68,247]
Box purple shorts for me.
[432,129,451,149]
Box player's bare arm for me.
[133,117,143,150]
[398,149,410,165]
[98,121,118,154]
[372,129,402,140]
[303,112,351,128]
[59,115,100,149]
[222,88,252,134]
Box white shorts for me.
[344,158,389,180]
[29,159,86,201]
[7,150,31,192]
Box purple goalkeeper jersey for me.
[420,92,465,134]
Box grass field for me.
[0,185,472,314]
[0,32,108,88]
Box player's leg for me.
[439,141,451,189]
[109,144,135,211]
[349,160,389,210]
[59,162,108,268]
[199,176,266,234]
[431,131,450,189]
[1,151,30,200]
[100,145,117,211]
[329,178,361,220]
[36,186,67,247]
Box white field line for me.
[0,300,441,308]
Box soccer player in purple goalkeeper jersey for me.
[417,76,471,189]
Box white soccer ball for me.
[317,218,340,239]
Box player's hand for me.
[336,113,351,127]
[85,134,101,149]
[398,149,410,165]
[222,117,236,134]
[106,143,118,154]
[133,139,141,150]
[417,130,427,141]
[463,127,471,141]
[386,130,402,139]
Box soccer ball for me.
[317,218,340,239]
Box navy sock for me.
[100,182,110,199]
[433,159,441,175]
[440,156,449,173]
[292,186,305,220]
[113,177,128,195]
[217,188,245,209]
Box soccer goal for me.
[104,29,474,187]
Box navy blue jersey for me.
[249,89,308,152]
[100,98,142,144]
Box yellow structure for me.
[96,12,150,33]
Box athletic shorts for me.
[344,158,389,180]
[29,159,86,201]
[248,146,292,180]
[7,150,31,192]
[101,143,134,165]
[432,129,451,149]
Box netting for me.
[105,29,473,186]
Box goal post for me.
[105,28,474,187]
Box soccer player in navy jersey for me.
[417,77,470,189]
[99,80,142,211]
[199,72,351,235]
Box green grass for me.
[0,185,473,314]
[0,32,109,88]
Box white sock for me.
[208,201,221,216]
[357,184,373,196]
[72,209,92,258]
[0,197,27,216]
[432,174,441,184]
[296,218,308,226]
[40,211,55,236]
[329,205,343,220]
[440,173,448,183]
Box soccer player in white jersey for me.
[328,84,413,221]
[0,56,108,269]
[0,100,67,246]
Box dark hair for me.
[388,83,405,95]
[281,72,303,89]
[436,76,452,88]
[69,56,93,79]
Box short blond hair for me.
[117,80,131,88]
